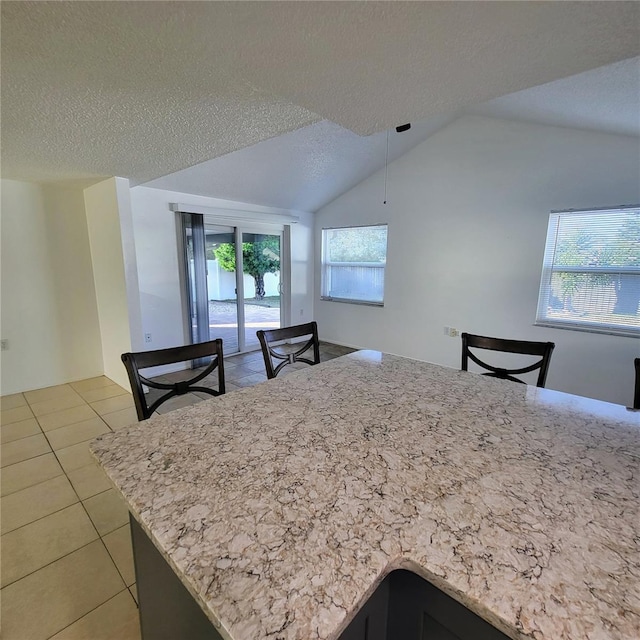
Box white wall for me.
[1,180,103,394]
[129,186,314,354]
[315,116,640,406]
[84,178,142,389]
[206,260,280,301]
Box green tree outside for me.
[553,212,639,316]
[327,226,387,263]
[553,231,598,311]
[606,214,640,315]
[214,238,280,300]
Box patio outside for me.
[205,297,280,353]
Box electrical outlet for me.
[443,327,459,338]
[144,333,152,344]
[0,339,8,351]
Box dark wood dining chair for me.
[257,321,320,379]
[634,358,640,409]
[121,339,225,421]
[461,333,555,388]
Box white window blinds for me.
[536,206,640,336]
[321,225,388,305]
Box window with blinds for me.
[536,206,640,337]
[321,224,388,305]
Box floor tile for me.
[29,394,86,417]
[230,351,263,365]
[1,475,78,534]
[191,374,224,391]
[69,376,115,393]
[1,417,41,444]
[78,384,129,403]
[233,373,268,387]
[67,461,113,499]
[1,404,34,426]
[46,416,110,450]
[240,359,267,374]
[91,392,134,415]
[101,406,139,431]
[37,404,99,431]
[24,384,81,405]
[129,583,138,603]
[1,453,64,497]
[55,440,96,473]
[161,368,197,382]
[83,489,129,536]
[49,589,141,640]
[194,390,224,400]
[0,393,27,410]
[1,432,51,467]
[103,524,136,586]
[0,503,98,587]
[155,394,203,414]
[320,342,356,355]
[226,364,263,381]
[0,540,125,640]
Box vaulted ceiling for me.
[143,56,640,212]
[2,1,639,208]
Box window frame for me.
[320,223,388,307]
[535,205,640,338]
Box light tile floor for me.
[0,342,355,639]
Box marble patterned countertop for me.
[91,351,640,640]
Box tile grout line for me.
[3,375,177,627]
[0,483,113,534]
[40,408,138,605]
[2,407,138,627]
[43,587,138,640]
[0,453,65,497]
[1,536,99,590]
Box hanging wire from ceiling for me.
[383,130,389,205]
[383,124,411,205]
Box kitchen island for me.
[91,351,640,640]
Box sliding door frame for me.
[235,223,285,353]
[178,212,291,354]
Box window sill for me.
[534,320,639,339]
[320,296,384,308]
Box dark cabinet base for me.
[339,570,509,640]
[131,515,224,640]
[131,515,509,640]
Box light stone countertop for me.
[91,351,640,640]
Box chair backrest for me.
[121,339,225,421]
[634,358,640,410]
[461,333,555,388]
[257,322,320,379]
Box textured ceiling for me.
[220,1,640,135]
[469,56,640,138]
[0,2,319,184]
[2,1,639,188]
[142,115,457,212]
[144,57,640,213]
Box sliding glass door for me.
[241,231,281,351]
[205,225,240,352]
[181,214,283,353]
